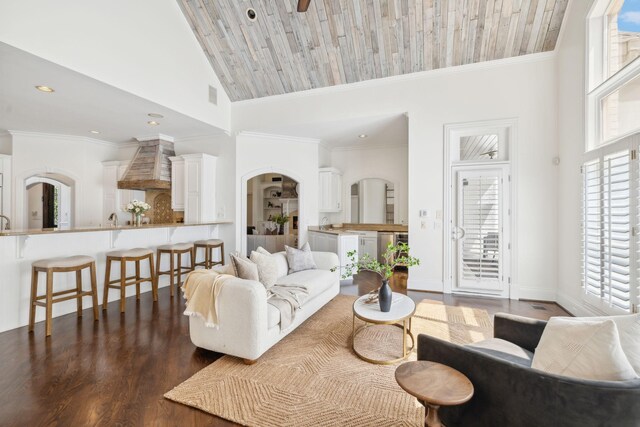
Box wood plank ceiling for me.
[178,0,569,102]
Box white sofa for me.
[189,251,340,363]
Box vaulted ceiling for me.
[178,0,569,102]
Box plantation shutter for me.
[582,150,633,312]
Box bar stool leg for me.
[29,268,38,332]
[90,262,99,321]
[205,246,211,269]
[176,252,183,290]
[135,260,141,300]
[149,254,158,302]
[76,269,83,317]
[119,260,126,313]
[103,258,112,310]
[169,252,175,297]
[45,270,54,337]
[191,247,196,272]
[220,242,225,265]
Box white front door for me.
[452,166,510,296]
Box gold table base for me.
[352,314,415,365]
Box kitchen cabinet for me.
[170,157,185,210]
[319,167,342,213]
[177,154,217,224]
[351,230,378,262]
[308,231,358,279]
[0,155,11,219]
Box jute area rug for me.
[165,295,492,426]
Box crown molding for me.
[6,130,131,149]
[330,142,408,152]
[135,133,175,142]
[237,131,321,145]
[233,51,557,106]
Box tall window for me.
[584,0,640,314]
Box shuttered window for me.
[582,145,637,313]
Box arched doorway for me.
[22,172,76,229]
[245,173,300,256]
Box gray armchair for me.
[417,313,640,427]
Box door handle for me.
[452,226,466,240]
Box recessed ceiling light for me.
[35,85,55,93]
[246,8,257,21]
[358,134,368,139]
[147,121,160,126]
[148,113,164,119]
[90,130,100,134]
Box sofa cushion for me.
[276,269,335,301]
[532,317,638,381]
[267,304,280,329]
[285,242,317,274]
[230,255,260,281]
[467,338,534,367]
[568,313,640,375]
[250,247,278,289]
[272,252,289,278]
[212,263,236,276]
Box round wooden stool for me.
[156,243,195,297]
[395,361,474,427]
[103,248,157,313]
[194,239,225,269]
[29,255,99,337]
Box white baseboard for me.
[556,292,609,317]
[516,286,557,302]
[407,279,443,292]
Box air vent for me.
[208,85,218,105]
[531,305,548,311]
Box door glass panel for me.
[601,74,640,141]
[607,0,640,78]
[460,134,499,161]
[460,174,501,283]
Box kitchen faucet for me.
[320,216,329,230]
[107,212,119,227]
[0,215,10,231]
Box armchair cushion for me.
[532,317,637,381]
[468,338,533,366]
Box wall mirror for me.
[350,178,394,224]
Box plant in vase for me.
[125,200,151,226]
[272,213,290,235]
[337,242,420,312]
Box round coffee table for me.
[395,361,474,427]
[352,292,416,365]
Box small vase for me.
[278,224,284,235]
[133,213,142,227]
[378,279,392,312]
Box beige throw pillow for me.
[531,317,637,381]
[230,254,259,282]
[212,263,236,276]
[567,313,640,375]
[285,242,317,274]
[250,247,278,289]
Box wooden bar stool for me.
[194,239,225,269]
[103,248,156,313]
[156,243,195,297]
[29,255,99,337]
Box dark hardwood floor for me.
[0,271,568,426]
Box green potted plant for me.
[338,242,420,312]
[272,213,290,235]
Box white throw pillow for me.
[285,242,317,274]
[566,314,640,376]
[531,317,638,381]
[250,247,278,289]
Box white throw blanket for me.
[268,284,309,330]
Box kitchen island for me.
[0,221,232,333]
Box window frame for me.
[586,0,640,150]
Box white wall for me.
[557,0,598,315]
[0,133,11,154]
[236,133,319,254]
[0,0,230,131]
[233,55,559,297]
[325,145,408,225]
[10,132,119,229]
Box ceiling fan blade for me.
[297,0,311,12]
